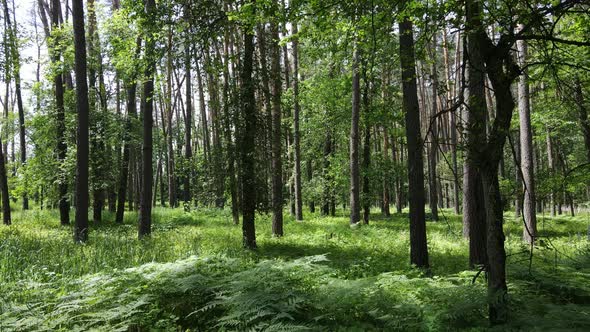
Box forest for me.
[0,0,589,330]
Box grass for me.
[0,206,589,331]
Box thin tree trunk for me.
[428,35,439,221]
[0,138,10,225]
[49,0,70,225]
[517,29,537,244]
[349,41,361,225]
[270,21,284,237]
[2,0,27,210]
[183,32,192,204]
[292,22,303,221]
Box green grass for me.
[0,206,589,331]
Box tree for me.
[292,22,303,221]
[1,0,27,210]
[138,0,157,238]
[240,1,257,249]
[516,28,537,244]
[270,20,284,237]
[398,0,428,268]
[72,0,90,242]
[349,41,361,225]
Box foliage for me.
[1,208,589,331]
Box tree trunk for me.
[240,13,257,249]
[428,35,439,221]
[463,27,488,267]
[138,0,156,238]
[270,21,284,237]
[517,29,537,244]
[574,77,590,162]
[307,159,315,213]
[165,29,177,208]
[183,33,192,204]
[322,132,332,216]
[292,22,303,221]
[222,24,239,225]
[47,0,70,225]
[2,0,27,210]
[399,3,429,268]
[382,127,391,217]
[546,127,556,216]
[349,42,361,225]
[116,83,138,223]
[72,0,90,242]
[0,137,9,225]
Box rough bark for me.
[399,3,429,268]
[72,0,90,242]
[138,0,156,238]
[463,30,488,267]
[240,13,257,249]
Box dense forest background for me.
[0,0,590,330]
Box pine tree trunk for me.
[72,0,90,242]
[138,0,156,238]
[2,0,27,210]
[292,22,303,221]
[428,35,439,221]
[48,0,70,225]
[349,42,361,225]
[270,21,284,237]
[240,13,257,249]
[399,3,429,268]
[183,34,192,204]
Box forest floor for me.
[0,207,589,331]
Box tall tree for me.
[427,35,439,221]
[398,1,428,268]
[1,0,27,210]
[517,28,537,244]
[270,20,284,237]
[72,0,90,242]
[292,22,303,221]
[48,0,70,225]
[240,3,257,249]
[349,41,361,225]
[138,0,156,238]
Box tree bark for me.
[2,0,27,210]
[48,0,70,225]
[399,2,429,268]
[240,11,257,249]
[183,32,192,204]
[427,36,439,221]
[463,30,488,267]
[270,21,284,237]
[72,0,90,242]
[574,77,590,162]
[349,42,361,225]
[292,22,303,221]
[138,0,156,238]
[517,29,537,244]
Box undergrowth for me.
[0,207,589,331]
